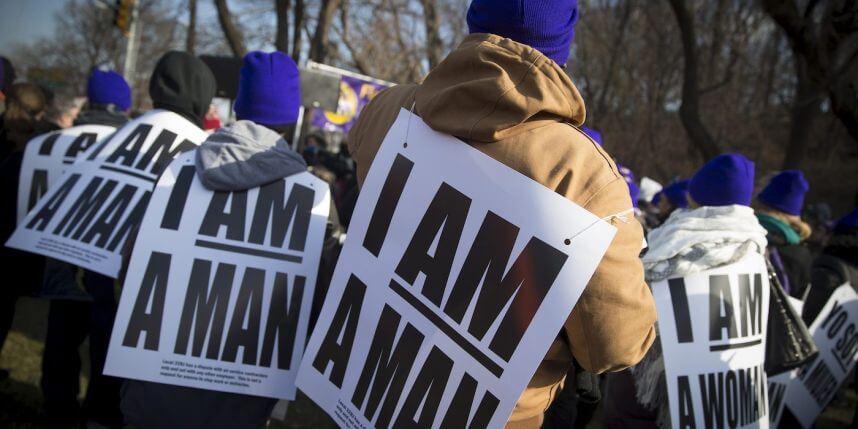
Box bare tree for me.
[214,0,247,57]
[275,0,291,53]
[667,0,721,160]
[187,0,197,54]
[309,0,342,62]
[761,0,858,167]
[420,0,444,70]
[292,0,305,61]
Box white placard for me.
[766,296,804,427]
[781,284,858,427]
[17,125,116,224]
[296,109,618,428]
[6,110,207,278]
[652,254,771,429]
[105,151,330,399]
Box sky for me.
[0,0,67,50]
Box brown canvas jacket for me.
[347,33,656,427]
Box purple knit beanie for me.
[234,51,301,127]
[663,180,690,209]
[87,69,132,111]
[467,0,579,66]
[758,170,809,216]
[581,126,602,146]
[688,153,755,207]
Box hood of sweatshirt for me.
[149,51,216,127]
[195,120,307,191]
[75,107,129,128]
[414,33,586,143]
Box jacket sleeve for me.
[566,177,657,373]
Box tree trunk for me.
[214,0,246,58]
[309,0,340,62]
[667,0,721,160]
[762,0,858,145]
[275,0,291,53]
[420,0,444,70]
[291,0,304,62]
[783,56,825,169]
[186,0,197,54]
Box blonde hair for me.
[4,82,46,122]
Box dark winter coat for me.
[0,118,57,296]
[803,225,858,324]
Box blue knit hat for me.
[662,180,690,209]
[234,51,301,127]
[758,170,809,216]
[87,69,131,111]
[581,126,602,146]
[467,0,579,66]
[837,209,858,228]
[688,153,755,207]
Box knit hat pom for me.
[688,153,755,207]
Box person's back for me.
[604,154,766,428]
[804,209,858,323]
[755,170,814,298]
[348,1,656,426]
[38,68,132,429]
[119,50,324,429]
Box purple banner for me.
[311,75,388,133]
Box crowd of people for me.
[0,0,856,428]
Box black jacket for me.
[75,105,129,128]
[803,226,858,324]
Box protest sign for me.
[6,110,206,278]
[781,284,858,427]
[766,296,803,427]
[105,151,331,399]
[310,74,388,133]
[296,109,617,428]
[652,254,771,429]
[17,125,116,224]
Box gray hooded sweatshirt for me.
[121,121,309,429]
[195,120,307,191]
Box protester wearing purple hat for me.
[755,170,813,298]
[346,1,656,427]
[613,153,769,428]
[651,179,688,223]
[122,50,336,429]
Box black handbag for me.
[765,260,819,376]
